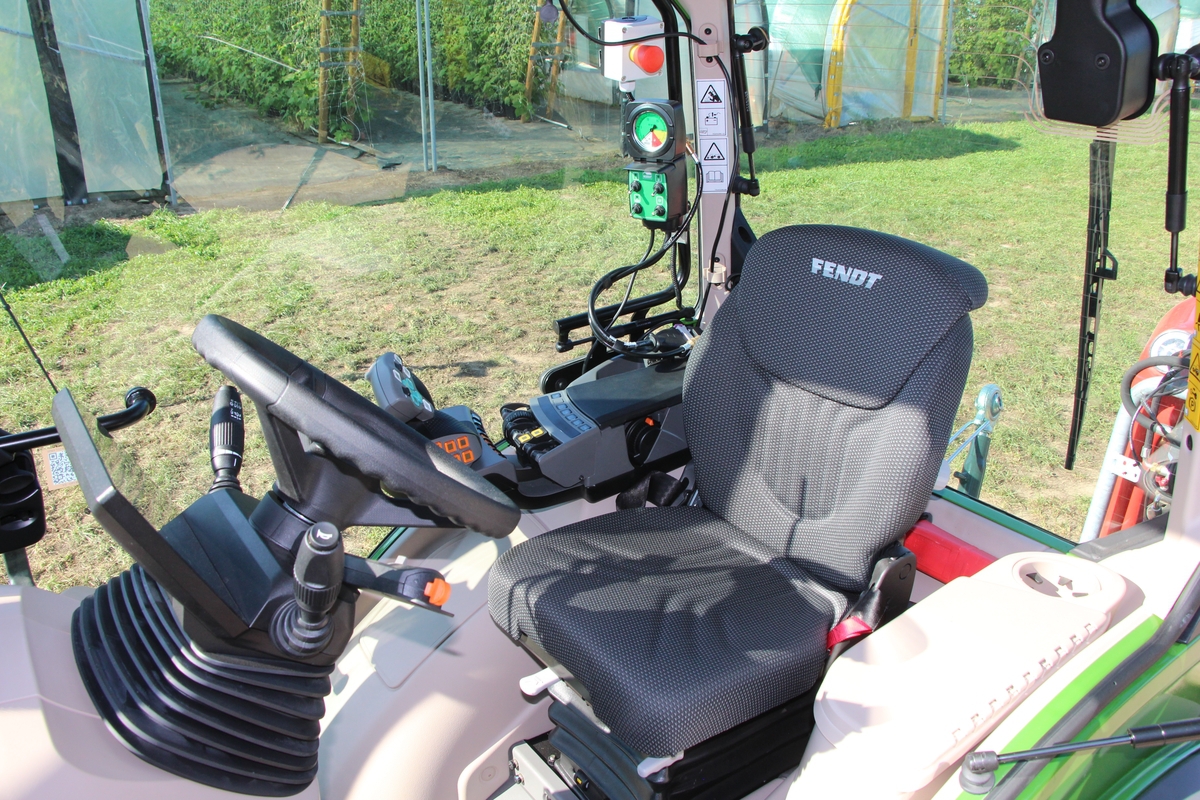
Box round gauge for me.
[1150,328,1193,371]
[632,109,670,156]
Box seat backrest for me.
[684,225,986,595]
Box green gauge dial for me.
[632,109,670,156]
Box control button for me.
[630,180,642,193]
[632,201,644,215]
[579,424,592,431]
[567,414,578,421]
[551,393,562,399]
[653,182,665,194]
[654,204,666,217]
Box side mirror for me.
[1037,0,1158,127]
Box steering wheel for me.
[191,315,520,538]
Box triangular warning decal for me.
[703,141,726,161]
[700,84,722,104]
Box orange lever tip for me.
[424,578,452,607]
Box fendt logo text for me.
[811,258,882,289]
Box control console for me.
[367,353,690,505]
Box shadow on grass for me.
[366,167,626,206]
[360,124,1019,204]
[418,358,507,377]
[1,222,132,290]
[751,126,1019,172]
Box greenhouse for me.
[547,0,949,127]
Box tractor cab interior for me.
[6,0,1200,798]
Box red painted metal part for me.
[905,519,996,584]
[1099,297,1194,537]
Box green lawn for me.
[0,119,1191,589]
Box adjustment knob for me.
[653,182,665,194]
[272,522,345,658]
[293,522,344,614]
[630,180,642,193]
[632,201,644,215]
[654,204,666,217]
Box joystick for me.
[273,521,346,658]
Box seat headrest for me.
[732,225,987,410]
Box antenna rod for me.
[0,286,57,394]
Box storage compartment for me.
[789,552,1127,799]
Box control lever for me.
[961,716,1200,793]
[273,522,345,658]
[343,554,453,615]
[208,385,244,493]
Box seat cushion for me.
[489,506,845,756]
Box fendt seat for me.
[489,225,987,762]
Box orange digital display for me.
[435,435,476,465]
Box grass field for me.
[0,119,1193,589]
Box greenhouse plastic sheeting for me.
[767,0,837,120]
[840,0,946,121]
[0,0,60,203]
[767,0,949,125]
[51,0,161,193]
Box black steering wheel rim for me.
[191,315,520,538]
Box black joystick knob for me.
[273,522,345,658]
[208,386,244,493]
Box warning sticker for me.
[700,107,727,137]
[696,79,727,138]
[1188,301,1200,431]
[696,78,731,193]
[699,135,728,194]
[699,82,724,105]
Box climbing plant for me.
[148,0,544,127]
[149,0,324,128]
[363,0,540,116]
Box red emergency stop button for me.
[629,43,664,74]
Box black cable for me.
[607,230,656,335]
[669,243,682,308]
[0,286,56,394]
[556,0,706,47]
[588,158,704,357]
[1121,355,1189,422]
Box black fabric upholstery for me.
[489,224,985,758]
[686,314,974,594]
[735,225,985,409]
[488,506,841,757]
